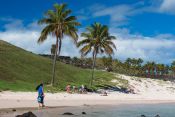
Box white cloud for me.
[4,19,24,31]
[77,2,152,26]
[159,0,175,14]
[140,0,175,14]
[112,31,175,64]
[75,4,106,21]
[0,30,80,57]
[77,3,157,27]
[0,20,80,57]
[93,5,134,26]
[77,1,175,27]
[1,19,175,64]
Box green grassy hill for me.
[0,40,128,92]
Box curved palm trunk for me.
[51,38,58,86]
[90,51,97,87]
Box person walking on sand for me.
[36,83,45,108]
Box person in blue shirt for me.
[36,83,45,108]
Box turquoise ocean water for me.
[84,103,175,117]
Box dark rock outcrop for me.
[155,115,160,117]
[62,112,74,115]
[140,115,146,117]
[12,109,16,112]
[82,112,86,115]
[16,111,37,117]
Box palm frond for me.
[38,18,52,25]
[106,41,117,50]
[38,25,53,43]
[80,44,91,56]
[62,9,72,18]
[78,22,117,57]
[103,44,114,55]
[45,10,55,18]
[77,39,91,47]
[38,3,80,45]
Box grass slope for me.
[0,40,128,92]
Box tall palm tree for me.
[38,3,80,86]
[77,22,116,87]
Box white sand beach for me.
[1,92,175,109]
[1,74,175,109]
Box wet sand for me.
[0,105,112,117]
[1,101,175,117]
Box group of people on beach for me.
[65,84,87,94]
[35,83,88,108]
[35,83,108,108]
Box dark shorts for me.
[37,96,44,103]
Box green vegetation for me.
[0,40,127,92]
[53,55,174,79]
[38,3,80,86]
[111,58,172,79]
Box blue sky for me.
[1,0,175,64]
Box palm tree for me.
[137,58,143,67]
[38,3,80,86]
[170,61,175,78]
[143,62,155,78]
[77,22,116,87]
[157,64,166,78]
[165,65,169,75]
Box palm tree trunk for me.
[58,40,62,56]
[51,37,59,86]
[90,51,97,87]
